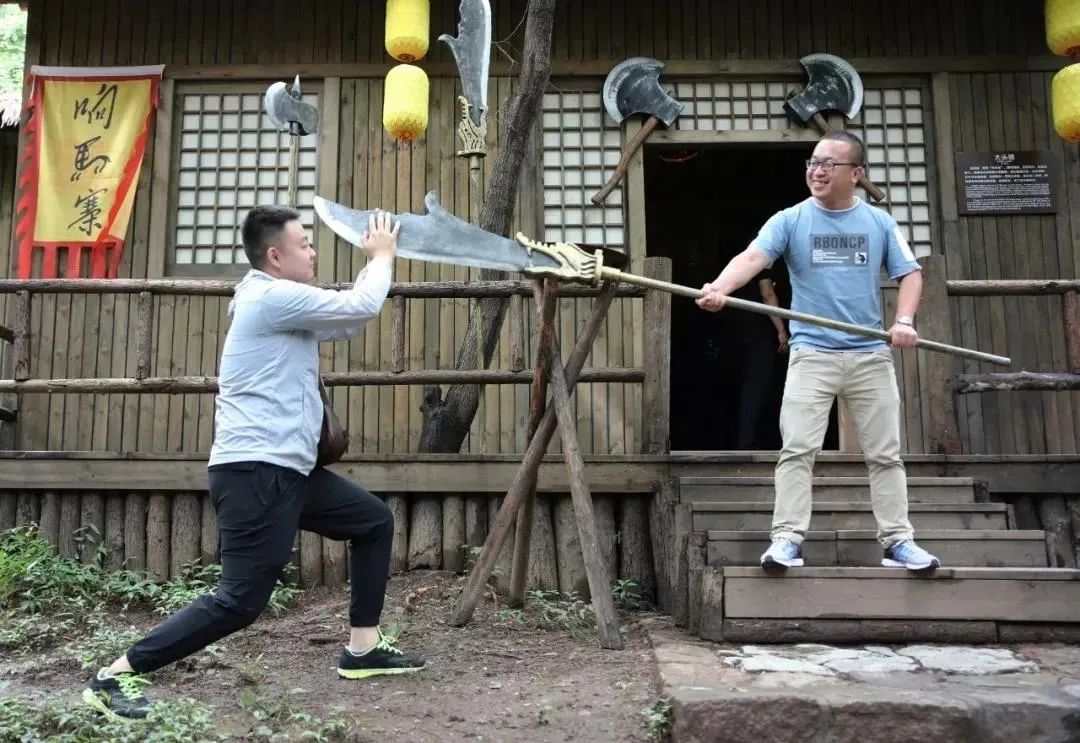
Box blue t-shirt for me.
[754,197,920,352]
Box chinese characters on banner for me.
[14,65,164,279]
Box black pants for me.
[126,462,393,674]
[735,336,777,450]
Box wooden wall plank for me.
[7,0,1077,459]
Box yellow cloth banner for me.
[16,65,163,278]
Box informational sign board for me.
[955,151,1058,215]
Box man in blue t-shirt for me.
[697,131,940,574]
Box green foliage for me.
[0,695,224,743]
[640,698,673,742]
[0,5,27,100]
[492,580,647,637]
[0,526,300,657]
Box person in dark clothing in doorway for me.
[728,267,789,449]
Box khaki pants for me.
[773,347,914,548]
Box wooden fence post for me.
[642,257,672,454]
[13,291,30,381]
[1064,290,1079,374]
[919,255,962,454]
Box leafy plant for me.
[641,698,673,741]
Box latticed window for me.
[847,87,933,257]
[540,90,624,249]
[169,85,319,274]
[670,80,799,131]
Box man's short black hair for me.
[820,130,867,167]
[241,205,301,269]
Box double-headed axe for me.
[264,75,320,207]
[590,57,684,205]
[784,53,886,202]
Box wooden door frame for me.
[622,123,867,452]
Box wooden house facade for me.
[2,1,1080,598]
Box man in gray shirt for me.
[84,206,425,720]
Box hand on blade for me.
[361,211,400,262]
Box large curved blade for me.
[438,0,491,128]
[314,191,560,274]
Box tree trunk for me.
[417,0,557,454]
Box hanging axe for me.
[314,191,1011,367]
[264,75,320,208]
[590,57,684,205]
[784,53,886,203]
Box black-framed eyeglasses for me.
[806,159,861,172]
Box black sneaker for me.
[82,670,152,719]
[337,630,426,680]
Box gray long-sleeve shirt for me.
[207,257,393,474]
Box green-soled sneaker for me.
[82,670,152,719]
[337,630,426,680]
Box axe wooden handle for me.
[591,115,662,205]
[808,112,887,203]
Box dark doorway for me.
[644,144,839,451]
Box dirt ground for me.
[2,571,663,742]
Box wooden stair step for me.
[680,476,977,504]
[692,502,1008,532]
[705,529,1048,568]
[719,566,1080,623]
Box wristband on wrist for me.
[895,316,914,327]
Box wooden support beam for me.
[947,279,1080,296]
[0,367,644,394]
[1064,291,1080,375]
[547,342,624,649]
[13,291,30,381]
[510,279,558,607]
[158,56,1071,82]
[642,258,672,454]
[0,278,646,299]
[451,282,619,627]
[955,372,1080,393]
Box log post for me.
[0,492,15,531]
[510,279,558,606]
[13,291,30,381]
[146,494,171,581]
[79,493,105,565]
[618,495,655,601]
[554,495,588,597]
[124,493,147,573]
[648,478,679,613]
[452,282,618,626]
[1038,496,1077,569]
[38,492,60,547]
[201,493,219,566]
[547,344,624,649]
[58,495,80,559]
[1064,290,1080,374]
[442,494,466,573]
[105,493,126,571]
[171,493,202,575]
[387,494,408,573]
[642,258,672,454]
[508,293,526,372]
[918,255,962,454]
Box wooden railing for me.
[948,280,1080,393]
[0,257,675,452]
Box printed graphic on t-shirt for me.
[810,233,871,268]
